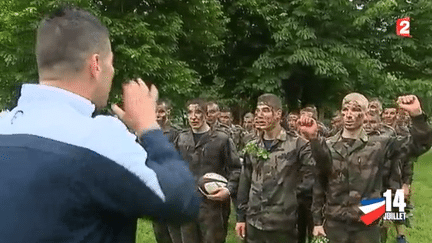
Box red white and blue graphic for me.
[359,189,406,225]
[359,198,386,225]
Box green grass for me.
[136,151,432,243]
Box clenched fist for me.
[297,115,318,140]
[397,95,422,117]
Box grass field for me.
[136,151,432,243]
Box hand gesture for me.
[297,115,318,140]
[235,222,246,239]
[206,187,230,201]
[112,79,160,137]
[397,95,422,117]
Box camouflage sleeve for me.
[224,137,241,198]
[401,157,415,185]
[236,154,252,222]
[385,114,432,188]
[309,138,332,226]
[310,138,332,181]
[404,114,432,157]
[312,175,326,225]
[382,149,402,192]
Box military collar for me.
[367,129,381,136]
[330,128,369,143]
[330,128,369,157]
[259,127,287,142]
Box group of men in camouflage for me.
[152,92,432,243]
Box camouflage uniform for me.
[381,124,397,137]
[229,124,244,151]
[153,126,183,243]
[311,114,432,243]
[237,128,316,242]
[210,121,231,136]
[174,129,241,243]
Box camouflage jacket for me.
[311,114,432,225]
[210,121,231,135]
[237,128,316,231]
[174,129,241,197]
[162,126,180,144]
[394,124,415,185]
[239,130,258,153]
[229,124,244,151]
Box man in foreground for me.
[303,93,432,243]
[0,7,200,242]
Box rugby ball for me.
[198,173,228,195]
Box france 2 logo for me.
[359,189,406,225]
[396,17,412,38]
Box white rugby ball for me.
[198,173,228,195]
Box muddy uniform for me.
[237,129,316,242]
[311,114,432,243]
[174,129,241,243]
[296,131,318,243]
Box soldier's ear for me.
[275,109,282,120]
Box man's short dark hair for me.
[300,106,318,120]
[36,6,110,74]
[257,94,282,110]
[220,107,231,113]
[186,98,207,113]
[157,99,173,110]
[244,112,254,119]
[206,101,220,110]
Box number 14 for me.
[383,189,406,212]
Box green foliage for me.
[1,0,432,116]
[242,141,270,160]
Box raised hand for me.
[297,115,319,140]
[112,78,160,137]
[397,95,422,117]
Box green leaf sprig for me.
[311,236,329,243]
[242,142,271,160]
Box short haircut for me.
[220,107,231,113]
[157,99,173,110]
[257,93,282,110]
[186,98,207,113]
[36,6,110,74]
[288,111,299,116]
[206,101,220,111]
[244,112,254,119]
[342,92,368,111]
[369,98,382,109]
[300,106,318,120]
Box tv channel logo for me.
[359,189,406,225]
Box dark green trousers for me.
[180,198,230,243]
[152,221,182,243]
[324,220,380,243]
[245,223,297,243]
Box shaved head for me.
[36,7,110,76]
[342,93,368,111]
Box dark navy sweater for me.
[0,84,201,242]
